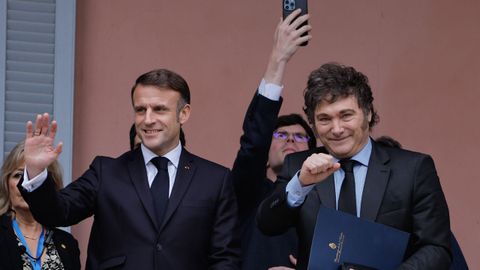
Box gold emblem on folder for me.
[329,243,337,249]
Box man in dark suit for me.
[19,69,240,269]
[233,113,315,270]
[256,63,452,269]
[232,10,315,269]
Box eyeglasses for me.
[273,131,310,143]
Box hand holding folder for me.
[308,206,410,270]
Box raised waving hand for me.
[24,113,63,178]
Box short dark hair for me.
[129,124,138,150]
[303,62,379,129]
[131,69,191,112]
[275,114,316,149]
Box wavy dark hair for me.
[303,62,379,129]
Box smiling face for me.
[133,85,190,156]
[314,95,371,159]
[268,124,310,172]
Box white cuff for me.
[258,79,283,101]
[21,168,48,192]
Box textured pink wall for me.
[72,0,480,268]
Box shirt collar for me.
[141,142,182,169]
[334,137,372,167]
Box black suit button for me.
[156,243,162,251]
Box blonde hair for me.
[0,140,64,215]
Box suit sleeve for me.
[19,157,103,227]
[209,169,241,270]
[256,153,301,236]
[231,91,282,220]
[399,155,452,269]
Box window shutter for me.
[4,0,56,153]
[0,0,75,186]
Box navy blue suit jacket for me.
[0,214,81,270]
[231,93,298,269]
[20,148,240,270]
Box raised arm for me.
[264,9,311,85]
[231,9,312,218]
[24,113,63,178]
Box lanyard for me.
[12,218,45,270]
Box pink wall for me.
[73,0,480,268]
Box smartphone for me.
[282,0,309,46]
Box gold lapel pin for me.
[61,244,67,249]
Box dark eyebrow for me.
[316,113,331,118]
[339,109,356,114]
[152,104,170,111]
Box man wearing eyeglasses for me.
[267,116,316,182]
[231,10,314,270]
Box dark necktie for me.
[150,156,170,225]
[338,159,357,216]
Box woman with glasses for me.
[0,140,80,270]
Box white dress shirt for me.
[23,141,183,197]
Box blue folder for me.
[308,206,410,270]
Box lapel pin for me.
[184,165,190,170]
[61,244,67,249]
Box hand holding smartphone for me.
[282,0,309,46]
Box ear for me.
[367,110,372,123]
[178,104,191,125]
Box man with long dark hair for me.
[257,63,452,269]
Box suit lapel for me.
[297,148,336,209]
[314,174,336,209]
[1,215,27,270]
[128,148,158,228]
[160,149,196,230]
[360,143,391,221]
